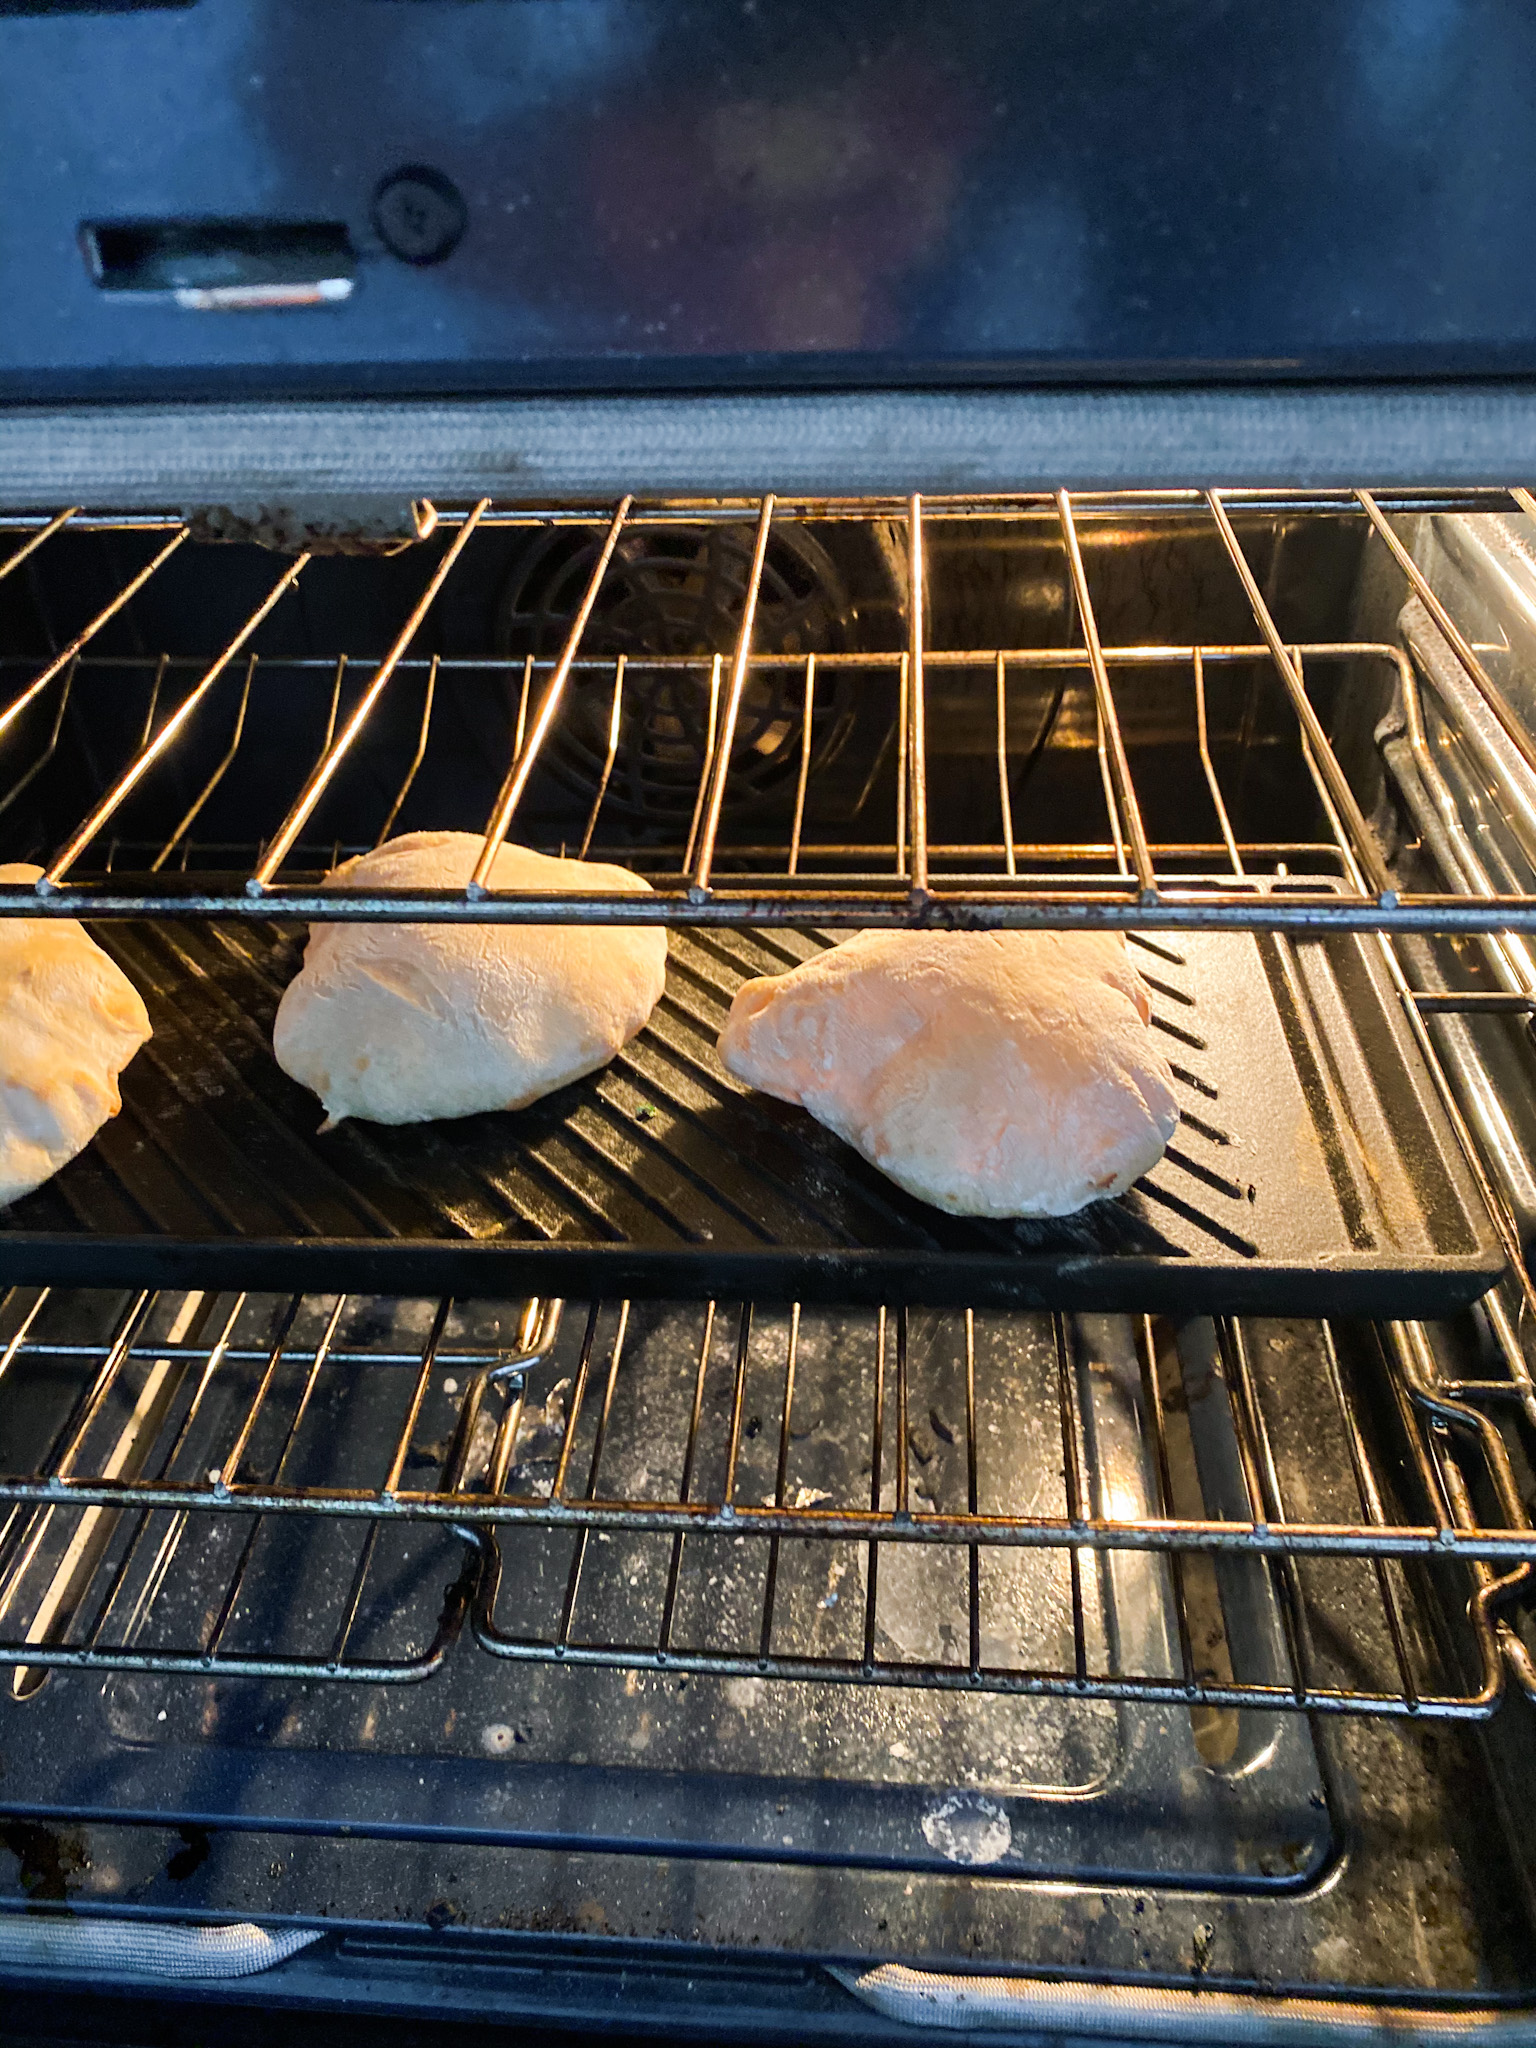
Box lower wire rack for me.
[1,1285,1532,1720]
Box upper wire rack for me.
[4,486,1536,933]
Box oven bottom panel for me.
[1,1692,1532,2009]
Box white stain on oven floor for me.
[920,1790,1013,1866]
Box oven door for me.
[4,0,1536,407]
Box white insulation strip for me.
[834,1964,1536,2045]
[0,1913,322,1980]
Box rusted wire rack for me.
[0,1281,1532,1719]
[3,487,1536,932]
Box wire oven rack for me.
[3,486,1536,1727]
[5,493,1535,1283]
[1,1280,1534,1722]
[4,486,1536,935]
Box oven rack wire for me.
[1,1282,1533,1722]
[7,497,1536,1322]
[2,486,1536,1725]
[4,486,1536,935]
[9,528,1534,1391]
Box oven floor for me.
[0,1684,1529,2005]
[0,1296,1327,1888]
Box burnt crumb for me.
[425,1898,464,1930]
[340,1305,396,1347]
[1258,1840,1311,1879]
[907,1422,938,1466]
[513,1379,573,1464]
[1,1822,89,1902]
[165,1825,211,1883]
[929,1406,957,1446]
[504,1461,556,1498]
[744,1415,762,1439]
[426,1378,572,1494]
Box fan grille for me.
[495,522,855,822]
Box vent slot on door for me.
[80,219,355,309]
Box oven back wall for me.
[6,0,1536,402]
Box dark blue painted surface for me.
[2,5,1535,394]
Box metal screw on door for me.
[372,166,467,266]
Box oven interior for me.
[3,494,1536,2022]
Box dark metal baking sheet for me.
[0,902,1504,1313]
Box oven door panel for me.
[5,0,1536,404]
